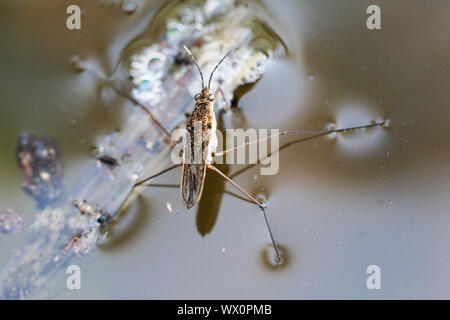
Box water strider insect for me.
[120,46,386,264]
[129,46,285,262]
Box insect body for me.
[132,46,284,262]
[181,86,217,208]
[130,46,387,265]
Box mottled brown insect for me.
[181,85,217,208]
[133,46,283,262]
[130,46,386,265]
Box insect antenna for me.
[183,45,204,89]
[208,49,234,89]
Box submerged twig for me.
[0,0,286,299]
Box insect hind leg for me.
[206,163,282,264]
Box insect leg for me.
[107,84,175,146]
[134,164,182,187]
[206,163,282,264]
[213,121,385,157]
[139,183,179,189]
[215,87,232,111]
[71,61,174,145]
[228,121,386,179]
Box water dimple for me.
[325,123,337,139]
[122,2,137,15]
[68,55,105,80]
[256,191,267,204]
[69,55,86,73]
[261,244,289,271]
[333,105,386,155]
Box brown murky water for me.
[0,0,448,299]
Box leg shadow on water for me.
[97,195,152,251]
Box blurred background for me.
[0,0,448,299]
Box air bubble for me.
[148,57,162,71]
[333,106,386,154]
[165,22,185,43]
[138,79,151,90]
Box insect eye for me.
[208,94,215,101]
[194,93,200,100]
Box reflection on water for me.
[0,0,448,299]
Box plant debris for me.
[16,134,64,208]
[0,208,24,235]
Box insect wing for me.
[180,121,210,209]
[181,163,207,209]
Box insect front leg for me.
[107,85,177,146]
[72,63,175,147]
[214,87,232,111]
